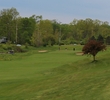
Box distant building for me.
[0,37,8,43]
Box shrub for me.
[82,40,106,61]
[12,46,24,53]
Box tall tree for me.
[18,16,36,44]
[0,7,19,42]
[31,15,43,47]
[39,19,54,46]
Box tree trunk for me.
[93,55,95,61]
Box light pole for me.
[15,23,18,43]
[58,22,62,50]
[59,27,61,46]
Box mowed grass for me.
[0,45,110,100]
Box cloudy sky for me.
[0,0,110,24]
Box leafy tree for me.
[43,34,55,46]
[18,17,36,44]
[0,7,19,42]
[31,18,55,47]
[38,19,54,46]
[31,15,42,47]
[82,40,106,61]
[51,20,60,44]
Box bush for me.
[12,46,24,53]
[1,44,12,50]
[25,43,29,49]
[0,43,27,53]
[2,44,7,50]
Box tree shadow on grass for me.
[91,60,98,63]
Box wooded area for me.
[0,7,110,46]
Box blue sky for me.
[0,0,110,24]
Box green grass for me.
[0,45,110,100]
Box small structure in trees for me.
[82,40,106,61]
[0,37,8,43]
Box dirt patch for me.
[0,52,6,54]
[38,50,48,53]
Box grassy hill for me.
[0,45,110,100]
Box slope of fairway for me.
[0,45,110,100]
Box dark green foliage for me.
[106,36,110,45]
[90,36,96,40]
[97,34,104,43]
[43,35,55,46]
[0,44,25,53]
[18,17,36,44]
[25,43,29,49]
[12,46,24,52]
[1,44,12,50]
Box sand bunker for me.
[38,50,48,53]
[76,52,84,55]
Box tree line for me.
[0,7,110,47]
